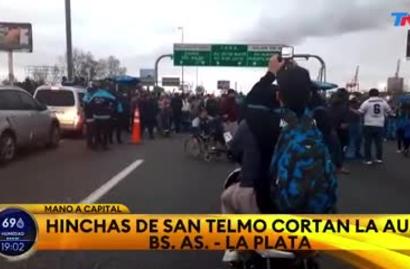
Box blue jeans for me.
[364,126,384,161]
[347,122,363,159]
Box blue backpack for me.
[270,109,337,213]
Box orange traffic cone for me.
[131,108,141,144]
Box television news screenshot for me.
[0,0,410,268]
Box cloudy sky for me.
[0,0,409,92]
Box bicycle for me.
[184,131,230,162]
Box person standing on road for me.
[181,94,191,132]
[359,88,394,165]
[222,56,283,215]
[139,92,158,139]
[106,82,124,145]
[402,116,410,157]
[83,81,99,149]
[347,96,363,159]
[111,95,125,144]
[221,89,239,136]
[158,94,172,135]
[395,103,410,154]
[171,93,183,133]
[88,88,117,150]
[329,88,350,174]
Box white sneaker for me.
[364,161,373,165]
[375,159,383,164]
[222,250,240,263]
[397,150,403,154]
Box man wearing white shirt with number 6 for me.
[359,88,394,165]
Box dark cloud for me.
[242,0,409,44]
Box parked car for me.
[0,86,60,163]
[34,85,86,135]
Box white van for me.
[34,85,86,134]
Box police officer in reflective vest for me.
[84,85,117,150]
[83,81,99,149]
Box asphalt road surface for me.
[0,133,409,269]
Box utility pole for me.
[178,27,184,91]
[65,0,74,81]
[8,51,14,85]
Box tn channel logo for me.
[392,12,410,27]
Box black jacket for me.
[139,97,158,123]
[245,72,281,213]
[243,72,332,213]
[229,121,262,188]
[171,96,183,115]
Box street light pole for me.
[8,51,14,86]
[196,67,198,88]
[65,0,74,81]
[178,27,184,91]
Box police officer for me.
[110,97,124,144]
[83,81,99,149]
[85,84,117,150]
[106,82,124,145]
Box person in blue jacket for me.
[400,104,410,156]
[83,81,99,149]
[395,103,410,154]
[83,85,117,150]
[105,82,124,145]
[403,119,410,156]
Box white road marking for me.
[80,159,144,203]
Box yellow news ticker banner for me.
[1,204,410,268]
[0,204,130,214]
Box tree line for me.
[1,48,127,94]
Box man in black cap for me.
[224,55,334,215]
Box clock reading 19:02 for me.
[0,208,37,259]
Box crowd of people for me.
[219,55,410,215]
[81,78,248,150]
[132,88,246,139]
[81,62,410,168]
[80,56,410,266]
[217,55,410,265]
[73,56,410,267]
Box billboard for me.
[0,22,32,52]
[139,68,155,86]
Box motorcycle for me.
[222,168,320,269]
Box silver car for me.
[0,86,60,163]
[34,85,86,134]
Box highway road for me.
[0,133,409,269]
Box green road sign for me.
[173,44,283,67]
